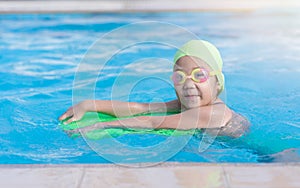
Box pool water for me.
[0,11,299,164]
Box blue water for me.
[0,11,300,164]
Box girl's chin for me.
[182,101,201,109]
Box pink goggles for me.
[171,68,219,85]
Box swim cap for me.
[173,40,225,93]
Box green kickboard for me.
[59,112,201,140]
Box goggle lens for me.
[172,68,209,85]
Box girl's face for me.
[173,56,220,110]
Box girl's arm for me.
[76,102,232,131]
[59,99,180,124]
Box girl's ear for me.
[216,82,222,95]
[217,83,222,91]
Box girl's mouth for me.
[184,95,200,100]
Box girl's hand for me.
[66,122,108,134]
[59,101,89,124]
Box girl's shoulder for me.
[206,99,250,138]
[218,112,251,138]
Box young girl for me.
[59,40,250,138]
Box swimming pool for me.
[0,11,299,164]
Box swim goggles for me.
[171,68,219,85]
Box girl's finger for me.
[59,108,74,120]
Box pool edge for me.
[0,0,299,13]
[0,163,299,187]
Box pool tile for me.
[74,164,226,188]
[223,164,300,188]
[0,166,83,188]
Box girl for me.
[59,40,250,138]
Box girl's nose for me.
[183,78,196,89]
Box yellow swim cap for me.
[173,40,225,94]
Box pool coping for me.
[0,0,299,13]
[1,163,300,187]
